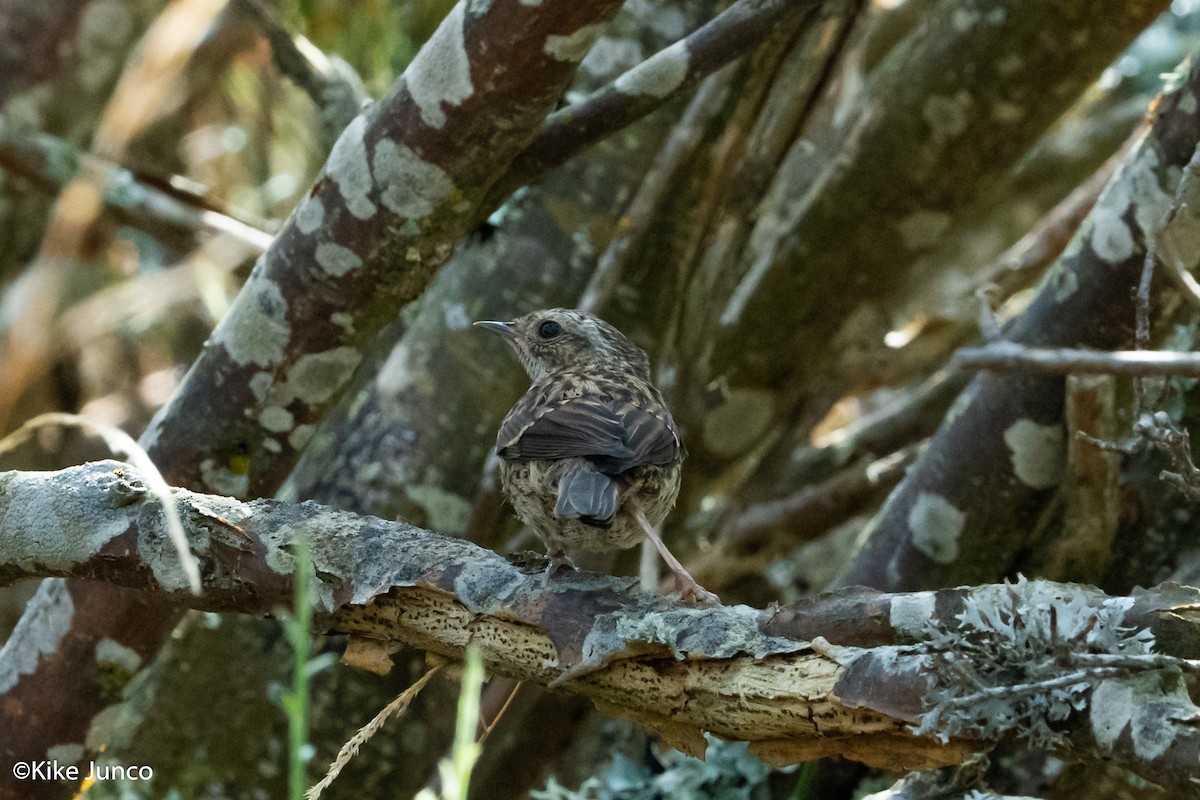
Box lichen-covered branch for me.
[6,462,1200,794]
[0,4,628,796]
[144,0,626,500]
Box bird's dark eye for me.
[538,320,562,339]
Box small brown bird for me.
[476,309,717,604]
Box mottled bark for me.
[840,47,1200,590]
[144,0,626,500]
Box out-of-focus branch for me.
[953,343,1200,377]
[231,0,367,142]
[481,0,822,213]
[0,120,275,252]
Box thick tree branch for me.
[6,462,1200,794]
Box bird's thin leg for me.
[632,507,719,606]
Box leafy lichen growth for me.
[913,576,1154,748]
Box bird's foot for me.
[670,568,720,606]
[542,551,577,581]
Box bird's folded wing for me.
[498,397,680,473]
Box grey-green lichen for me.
[613,40,689,98]
[0,580,74,693]
[544,23,609,62]
[213,275,290,367]
[405,3,473,128]
[315,242,363,276]
[325,114,377,220]
[372,140,456,218]
[914,577,1158,748]
[569,601,802,681]
[1003,419,1064,490]
[907,492,965,564]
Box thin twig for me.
[307,664,443,800]
[953,342,1200,377]
[578,68,732,313]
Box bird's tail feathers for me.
[556,469,618,527]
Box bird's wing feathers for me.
[498,392,680,474]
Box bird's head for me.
[474,308,650,382]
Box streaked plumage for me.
[477,309,716,604]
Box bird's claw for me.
[542,552,578,581]
[671,570,720,606]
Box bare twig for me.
[953,342,1200,377]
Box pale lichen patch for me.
[315,242,363,276]
[614,40,690,98]
[406,4,473,129]
[888,592,936,639]
[288,424,316,451]
[76,0,134,90]
[0,580,74,693]
[249,371,274,403]
[259,405,294,433]
[1003,419,1064,490]
[544,22,609,62]
[1048,262,1079,302]
[199,459,250,497]
[1088,206,1134,263]
[213,276,290,367]
[896,210,951,251]
[907,492,965,563]
[404,484,472,533]
[453,558,526,614]
[325,115,377,219]
[270,347,363,407]
[46,744,85,765]
[372,140,455,218]
[295,195,325,234]
[96,638,142,672]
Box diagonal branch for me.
[480,0,823,213]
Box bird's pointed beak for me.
[473,320,518,339]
